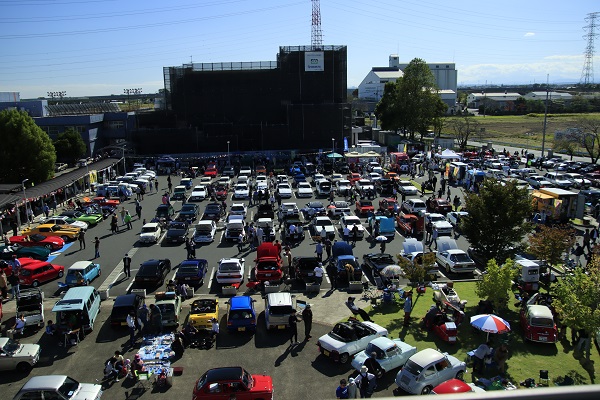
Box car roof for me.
[229,296,252,309]
[21,375,70,391]
[143,223,160,228]
[528,305,554,318]
[141,259,162,266]
[369,336,395,349]
[410,348,444,367]
[113,293,141,307]
[266,292,293,305]
[68,261,94,270]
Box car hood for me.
[140,232,158,238]
[73,383,103,400]
[15,344,41,358]
[432,221,452,229]
[351,339,416,368]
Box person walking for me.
[0,269,9,299]
[123,254,132,278]
[237,232,245,253]
[431,227,439,250]
[315,241,324,262]
[135,202,142,220]
[137,304,149,334]
[110,214,119,234]
[343,226,350,244]
[78,229,86,250]
[302,304,313,341]
[324,238,332,260]
[126,311,137,347]
[289,309,299,345]
[446,186,451,201]
[282,248,292,278]
[403,291,413,327]
[380,240,386,254]
[149,304,163,334]
[93,237,100,259]
[120,207,126,225]
[8,271,20,300]
[313,263,324,285]
[124,211,133,230]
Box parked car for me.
[281,217,304,241]
[340,215,365,239]
[20,224,80,242]
[309,216,336,240]
[431,379,486,394]
[395,348,467,395]
[526,175,553,189]
[327,201,351,219]
[189,298,219,330]
[425,213,453,237]
[317,319,388,363]
[229,203,248,219]
[520,293,557,343]
[435,238,476,274]
[291,256,320,282]
[362,253,397,273]
[233,183,250,199]
[188,185,207,202]
[351,337,417,377]
[397,180,418,196]
[192,367,273,399]
[153,291,182,329]
[426,198,452,214]
[355,200,375,216]
[252,242,283,284]
[446,211,468,228]
[296,181,314,198]
[155,204,175,219]
[135,259,171,286]
[193,220,217,243]
[18,259,65,287]
[165,221,189,244]
[110,293,144,327]
[12,375,102,400]
[277,182,293,198]
[65,261,101,287]
[139,222,162,244]
[202,203,225,221]
[175,259,208,287]
[264,292,297,330]
[216,258,245,285]
[59,210,103,226]
[0,337,41,372]
[40,216,88,231]
[402,199,427,214]
[9,234,64,251]
[0,244,51,261]
[176,203,199,223]
[255,203,275,221]
[226,296,257,333]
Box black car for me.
[291,256,320,282]
[175,258,208,287]
[202,203,225,221]
[222,166,236,177]
[176,203,199,222]
[135,259,171,286]
[155,204,175,219]
[254,204,274,221]
[302,201,326,218]
[362,253,397,272]
[165,221,189,244]
[110,293,144,327]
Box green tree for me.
[374,81,403,133]
[447,115,480,150]
[460,179,532,264]
[475,259,516,310]
[53,128,87,164]
[0,109,55,184]
[527,225,575,267]
[553,138,578,161]
[397,252,437,284]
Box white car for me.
[366,172,382,182]
[340,215,365,239]
[139,222,162,244]
[233,183,250,199]
[311,216,336,240]
[331,173,344,183]
[317,320,388,363]
[402,199,427,214]
[312,173,326,186]
[336,179,352,195]
[397,181,418,196]
[13,375,102,400]
[216,258,245,284]
[199,176,213,185]
[446,211,468,227]
[351,337,417,376]
[565,172,591,189]
[395,348,467,395]
[193,220,217,243]
[217,177,232,189]
[436,246,476,274]
[239,166,252,176]
[280,202,300,217]
[296,182,313,198]
[230,203,248,219]
[526,175,553,189]
[0,337,41,372]
[41,216,88,231]
[188,185,207,202]
[255,175,268,186]
[277,182,293,198]
[425,213,453,236]
[356,179,374,192]
[328,201,351,218]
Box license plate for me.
[323,350,330,357]
[185,277,190,280]
[449,336,457,342]
[277,325,285,330]
[539,336,547,341]
[265,274,271,277]
[238,327,246,332]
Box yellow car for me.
[21,224,81,242]
[189,299,219,330]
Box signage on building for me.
[305,52,324,72]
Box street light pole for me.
[227,141,230,166]
[85,163,90,195]
[22,179,29,226]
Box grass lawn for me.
[363,282,600,386]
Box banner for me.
[343,138,348,152]
[305,52,324,72]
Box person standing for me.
[9,255,21,276]
[343,226,350,244]
[446,186,451,201]
[324,238,332,260]
[237,232,245,253]
[43,203,50,218]
[135,201,142,220]
[78,229,86,249]
[403,291,413,327]
[123,254,132,278]
[0,269,9,299]
[110,214,119,234]
[120,207,126,224]
[494,342,509,374]
[302,304,313,341]
[583,229,591,253]
[124,211,133,230]
[282,248,292,278]
[93,237,100,259]
[431,227,439,250]
[315,241,324,262]
[137,304,149,334]
[313,263,324,285]
[149,304,162,334]
[8,271,20,300]
[289,309,299,345]
[380,240,386,254]
[210,317,220,341]
[336,379,349,399]
[354,366,376,398]
[126,311,137,347]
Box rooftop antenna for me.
[311,0,323,49]
[580,12,600,86]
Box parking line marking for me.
[157,230,167,245]
[98,247,139,292]
[219,231,224,244]
[207,267,215,289]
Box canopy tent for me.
[437,149,461,160]
[327,152,344,159]
[344,151,363,158]
[362,151,381,158]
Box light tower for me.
[580,12,600,86]
[311,0,323,49]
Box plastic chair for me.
[539,370,550,386]
[135,371,152,390]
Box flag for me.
[403,143,407,153]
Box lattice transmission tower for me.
[580,12,600,86]
[311,0,323,49]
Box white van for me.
[264,292,297,330]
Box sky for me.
[0,0,598,98]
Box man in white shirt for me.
[126,311,136,347]
[313,263,324,285]
[210,318,220,340]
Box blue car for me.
[226,296,257,333]
[175,259,208,287]
[65,261,101,286]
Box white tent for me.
[438,149,461,160]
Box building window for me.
[446,65,449,68]
[436,65,439,68]
[106,121,124,129]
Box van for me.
[52,286,101,332]
[316,179,332,197]
[226,296,257,333]
[264,292,296,330]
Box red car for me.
[426,198,452,214]
[355,200,374,216]
[193,367,273,400]
[18,259,65,287]
[432,379,483,394]
[10,234,64,251]
[379,198,398,213]
[87,196,120,208]
[395,213,424,237]
[215,185,228,201]
[347,173,361,184]
[422,302,464,344]
[519,293,557,343]
[204,164,218,177]
[253,242,282,283]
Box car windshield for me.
[205,205,220,212]
[158,303,175,315]
[316,220,333,226]
[219,262,240,272]
[235,185,247,190]
[231,206,245,212]
[29,234,46,242]
[531,317,554,327]
[403,359,424,376]
[57,376,80,398]
[67,269,84,276]
[139,264,158,275]
[179,266,198,274]
[279,184,291,189]
[2,338,21,353]
[429,216,446,222]
[308,202,324,209]
[142,226,157,233]
[450,253,472,263]
[181,205,195,212]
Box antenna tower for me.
[311,0,323,49]
[580,12,600,86]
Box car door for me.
[0,347,16,370]
[421,364,438,387]
[435,357,453,383]
[41,264,56,283]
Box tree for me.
[475,259,516,310]
[53,128,87,164]
[554,260,600,359]
[460,179,532,264]
[576,117,600,164]
[374,81,403,133]
[397,252,437,284]
[447,115,480,150]
[0,109,55,184]
[527,225,575,267]
[553,138,578,161]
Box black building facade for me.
[154,45,350,153]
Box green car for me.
[0,244,51,261]
[60,210,103,226]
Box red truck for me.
[395,213,424,237]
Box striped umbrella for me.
[470,314,511,340]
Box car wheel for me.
[32,280,40,287]
[339,353,350,364]
[98,269,101,276]
[16,362,32,373]
[58,271,64,278]
[421,386,433,395]
[446,263,451,273]
[456,370,465,380]
[61,235,70,242]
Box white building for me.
[523,91,572,106]
[466,92,521,109]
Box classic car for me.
[226,296,257,332]
[65,261,101,286]
[291,256,320,282]
[256,218,276,242]
[317,319,388,363]
[189,298,219,330]
[395,213,424,237]
[401,199,427,214]
[165,221,189,244]
[378,198,398,213]
[309,216,336,241]
[135,259,171,286]
[340,215,365,239]
[355,200,375,216]
[175,259,208,287]
[302,201,326,217]
[351,337,417,376]
[432,282,466,309]
[277,182,293,198]
[13,375,102,400]
[0,337,41,372]
[436,248,476,274]
[425,213,453,237]
[282,217,304,241]
[426,198,452,214]
[229,203,248,219]
[180,177,194,189]
[327,201,351,219]
[193,220,217,244]
[153,291,182,328]
[255,204,275,221]
[446,211,468,228]
[20,224,80,242]
[296,181,314,198]
[176,203,199,223]
[202,203,226,221]
[9,234,65,251]
[422,302,464,343]
[139,222,162,244]
[216,258,245,285]
[252,242,282,284]
[110,293,144,327]
[335,179,352,196]
[155,204,175,219]
[520,293,557,343]
[59,210,103,226]
[204,164,218,177]
[225,215,245,241]
[0,244,51,261]
[431,379,486,394]
[395,348,467,395]
[347,172,361,184]
[18,259,65,287]
[192,367,273,400]
[40,216,88,231]
[362,253,397,272]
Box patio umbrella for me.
[381,265,403,278]
[327,152,344,159]
[375,235,387,242]
[470,314,511,340]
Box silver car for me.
[13,375,102,400]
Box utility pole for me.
[541,75,550,158]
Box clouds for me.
[524,32,535,37]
